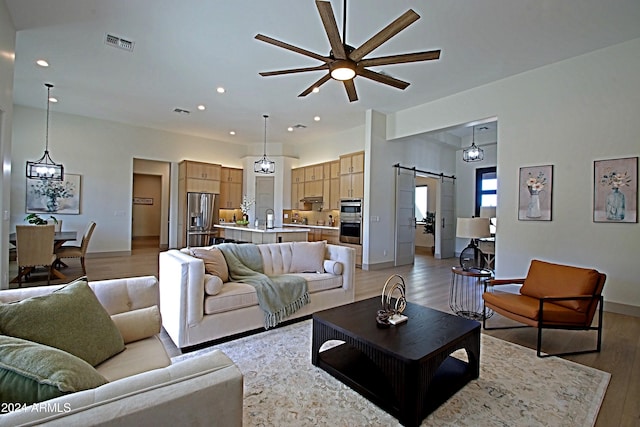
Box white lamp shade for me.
[456,217,491,239]
[479,206,496,218]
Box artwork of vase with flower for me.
[601,168,631,221]
[526,171,547,218]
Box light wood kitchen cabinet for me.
[219,167,243,209]
[339,151,364,199]
[323,161,340,210]
[321,228,339,244]
[179,160,221,194]
[307,228,323,242]
[304,164,323,198]
[304,165,323,182]
[291,168,305,209]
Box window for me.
[475,167,497,216]
[415,186,428,220]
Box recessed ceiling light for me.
[216,87,225,94]
[312,87,320,93]
[314,116,320,122]
[287,127,293,132]
[197,104,206,111]
[36,59,49,67]
[229,131,236,135]
[48,97,58,103]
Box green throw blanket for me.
[217,243,310,329]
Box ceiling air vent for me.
[173,108,191,115]
[105,33,135,52]
[293,124,306,129]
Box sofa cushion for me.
[291,273,343,293]
[204,274,225,296]
[323,260,343,275]
[520,260,601,312]
[0,335,108,406]
[204,282,258,315]
[95,335,170,382]
[192,247,229,282]
[110,305,161,344]
[290,241,326,273]
[0,278,125,366]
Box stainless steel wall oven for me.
[339,199,362,244]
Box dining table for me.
[9,230,78,282]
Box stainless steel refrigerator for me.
[186,192,219,247]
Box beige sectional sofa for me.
[0,276,243,426]
[159,241,356,349]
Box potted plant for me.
[25,213,59,230]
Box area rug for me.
[172,320,610,426]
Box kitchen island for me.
[214,224,310,244]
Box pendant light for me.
[462,126,484,163]
[26,83,64,180]
[254,114,275,174]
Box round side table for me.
[449,266,494,321]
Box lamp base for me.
[459,241,486,271]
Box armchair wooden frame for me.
[482,269,606,358]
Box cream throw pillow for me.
[323,260,344,275]
[110,306,161,344]
[290,241,326,273]
[204,274,224,296]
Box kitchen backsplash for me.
[283,209,339,227]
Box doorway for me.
[132,159,171,249]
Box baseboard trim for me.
[604,301,640,318]
[361,261,396,271]
[85,251,132,259]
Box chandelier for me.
[462,126,484,163]
[254,114,275,174]
[26,83,64,180]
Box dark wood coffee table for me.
[312,297,480,427]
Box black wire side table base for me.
[450,267,494,320]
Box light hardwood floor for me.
[8,240,639,426]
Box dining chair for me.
[55,221,96,275]
[15,224,57,287]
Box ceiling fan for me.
[255,0,441,102]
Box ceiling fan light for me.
[330,60,356,81]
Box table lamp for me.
[456,217,491,270]
[479,206,497,235]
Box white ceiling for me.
[6,0,640,146]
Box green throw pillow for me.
[0,335,108,406]
[0,278,125,366]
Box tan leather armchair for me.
[482,259,606,357]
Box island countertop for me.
[214,224,311,233]
[283,223,339,231]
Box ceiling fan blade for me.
[343,79,358,102]
[316,0,347,59]
[259,64,329,77]
[359,50,441,67]
[349,9,420,62]
[358,68,410,90]
[298,73,332,97]
[255,34,330,63]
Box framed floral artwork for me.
[593,157,637,223]
[518,165,553,221]
[26,174,81,215]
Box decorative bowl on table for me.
[235,220,249,226]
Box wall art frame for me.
[593,157,637,223]
[518,165,553,221]
[26,174,81,215]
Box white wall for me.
[0,2,15,288]
[10,106,246,254]
[386,38,640,309]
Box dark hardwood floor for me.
[8,240,639,426]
